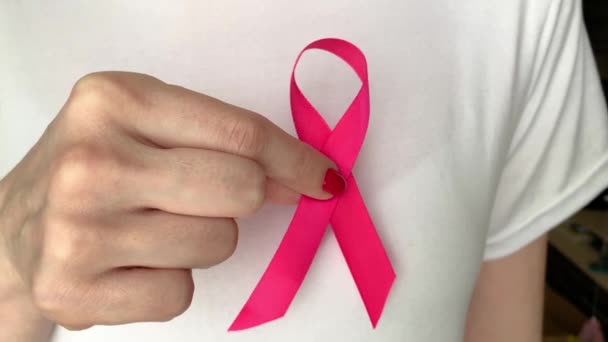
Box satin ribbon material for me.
[229,38,395,331]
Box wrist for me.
[0,177,54,341]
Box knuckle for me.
[65,72,147,121]
[48,144,111,201]
[67,73,121,114]
[43,217,98,267]
[72,72,114,95]
[224,115,268,157]
[290,145,318,184]
[31,273,78,320]
[31,279,56,314]
[217,219,238,263]
[238,162,266,216]
[196,218,238,267]
[156,275,194,321]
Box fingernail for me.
[323,169,346,196]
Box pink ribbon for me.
[229,38,395,331]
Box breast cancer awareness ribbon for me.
[229,38,395,331]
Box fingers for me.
[97,268,194,325]
[259,122,340,199]
[37,268,195,327]
[138,147,266,217]
[87,72,342,199]
[139,146,302,211]
[106,210,238,269]
[49,142,270,218]
[265,179,301,204]
[138,85,338,199]
[24,71,344,330]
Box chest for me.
[1,2,526,340]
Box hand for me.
[0,72,341,331]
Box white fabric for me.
[1,0,607,341]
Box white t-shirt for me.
[2,0,608,341]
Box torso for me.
[0,1,546,340]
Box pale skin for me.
[465,235,547,342]
[0,72,546,341]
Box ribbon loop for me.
[290,40,370,174]
[229,38,395,332]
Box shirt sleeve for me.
[484,0,608,260]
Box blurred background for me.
[543,2,608,341]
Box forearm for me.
[0,178,54,342]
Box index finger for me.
[96,72,343,200]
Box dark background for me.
[543,1,608,339]
[583,0,608,91]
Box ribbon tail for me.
[229,197,337,331]
[331,176,396,328]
